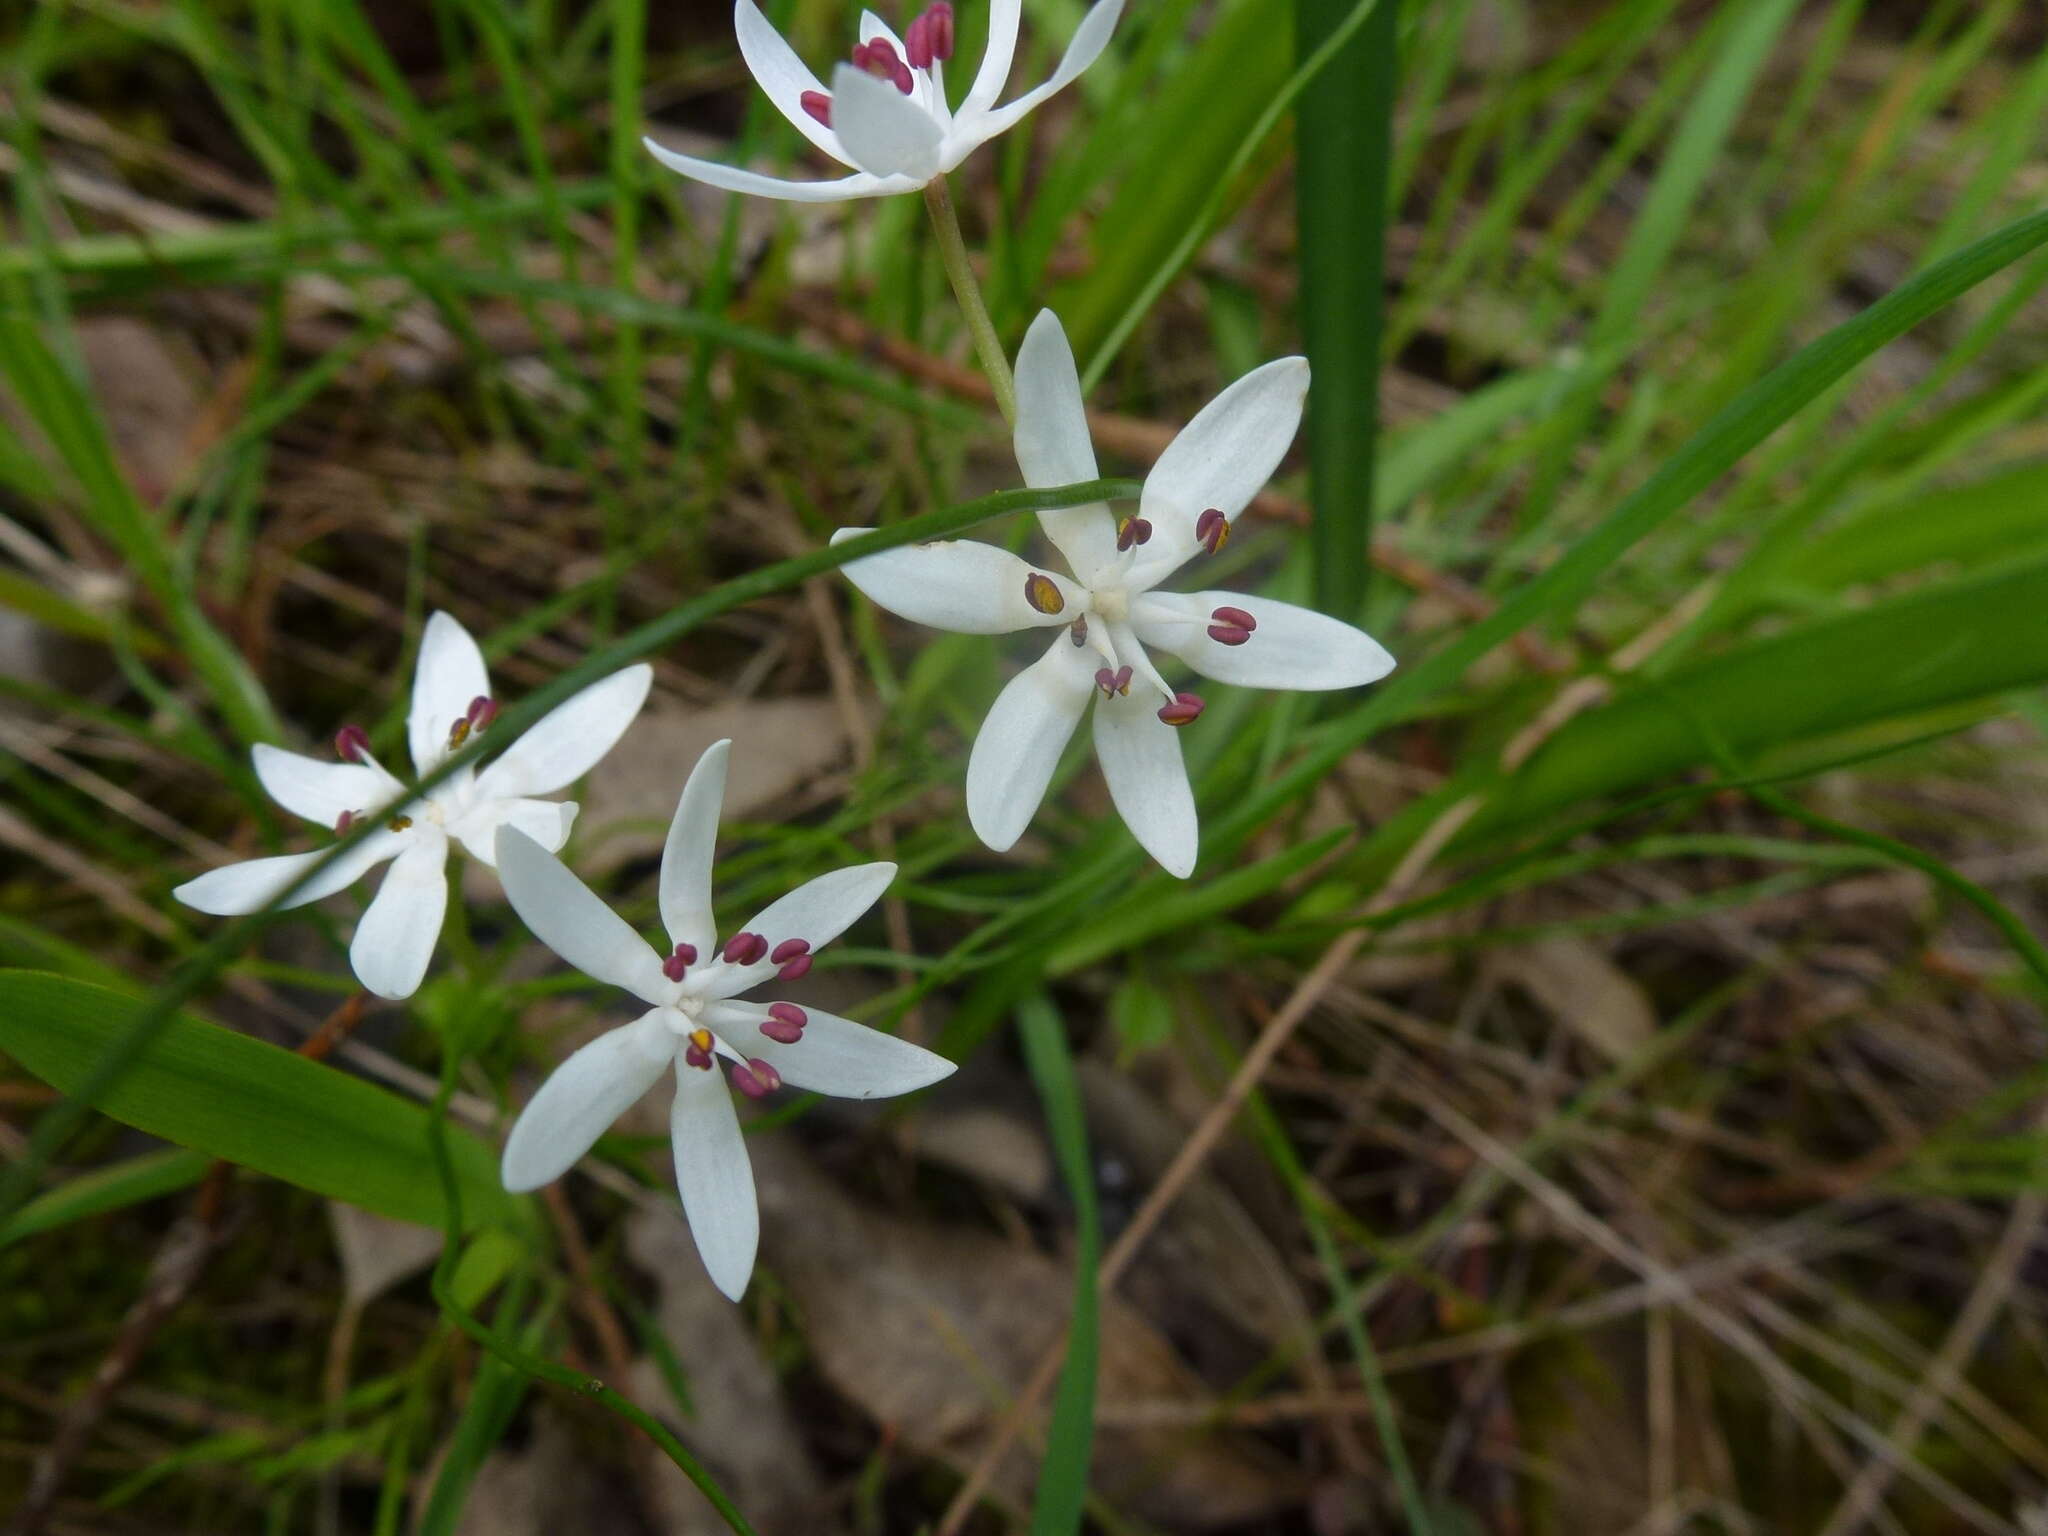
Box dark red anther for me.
[466,695,499,730]
[722,931,768,965]
[662,952,690,982]
[905,3,954,67]
[762,1004,806,1043]
[335,809,357,836]
[1069,616,1089,647]
[732,1058,783,1097]
[770,937,811,963]
[334,724,372,763]
[684,1041,715,1070]
[1116,516,1153,552]
[801,89,833,126]
[1157,691,1206,727]
[777,954,813,981]
[673,941,699,965]
[851,37,914,93]
[1195,508,1230,554]
[1211,605,1256,630]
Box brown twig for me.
[9,994,367,1536]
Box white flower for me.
[173,612,652,1001]
[833,310,1396,878]
[643,0,1124,203]
[494,739,956,1301]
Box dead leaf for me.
[575,699,854,874]
[74,317,205,505]
[1493,935,1656,1063]
[752,1138,1298,1528]
[624,1208,838,1534]
[327,1202,443,1307]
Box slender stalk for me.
[923,175,1016,424]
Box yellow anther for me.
[1023,572,1065,615]
[388,814,413,832]
[447,717,471,749]
[688,1028,714,1054]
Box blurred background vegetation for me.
[3,0,2048,1531]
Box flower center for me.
[1092,587,1128,622]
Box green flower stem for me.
[924,175,1016,425]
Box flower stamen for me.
[1195,508,1230,555]
[1206,604,1257,646]
[1093,664,1133,698]
[1069,615,1089,647]
[1023,572,1066,615]
[905,3,954,67]
[388,813,414,831]
[721,931,769,966]
[1157,691,1206,727]
[684,1027,716,1070]
[466,696,499,732]
[851,37,914,93]
[730,1058,783,1098]
[335,724,372,763]
[662,940,698,983]
[1115,516,1153,552]
[771,937,813,980]
[762,1002,807,1044]
[800,89,832,126]
[335,809,359,836]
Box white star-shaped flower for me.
[833,309,1396,877]
[494,739,956,1301]
[643,0,1124,203]
[173,612,652,1001]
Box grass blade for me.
[1295,0,1398,617]
[1018,992,1100,1536]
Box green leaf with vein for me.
[0,971,526,1235]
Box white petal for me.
[251,744,401,827]
[705,1002,956,1098]
[831,529,1084,633]
[670,1063,758,1302]
[1014,310,1119,586]
[172,829,404,915]
[1131,591,1396,691]
[1093,686,1198,878]
[348,835,450,1000]
[829,63,942,181]
[501,1009,677,1190]
[964,0,1125,144]
[706,862,896,998]
[1128,357,1310,591]
[961,0,1021,116]
[735,0,854,164]
[661,740,729,956]
[495,826,668,1005]
[451,796,578,866]
[642,138,916,202]
[474,664,652,800]
[408,612,491,776]
[966,632,1096,852]
[857,9,906,49]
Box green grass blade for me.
[0,971,524,1235]
[1018,992,1100,1536]
[0,1146,212,1248]
[1295,0,1397,617]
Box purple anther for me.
[1206,604,1257,646]
[777,954,814,981]
[673,941,699,965]
[851,38,914,93]
[466,695,499,730]
[748,1058,782,1092]
[684,1041,714,1070]
[1116,516,1153,551]
[1195,507,1230,555]
[722,931,768,966]
[1094,667,1116,694]
[770,937,811,964]
[905,2,954,67]
[768,1001,807,1031]
[1157,691,1207,727]
[760,1013,804,1044]
[1207,623,1251,646]
[334,724,371,763]
[1069,615,1089,647]
[801,89,832,126]
[662,952,690,983]
[730,1063,771,1098]
[334,809,357,836]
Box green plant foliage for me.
[0,972,525,1236]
